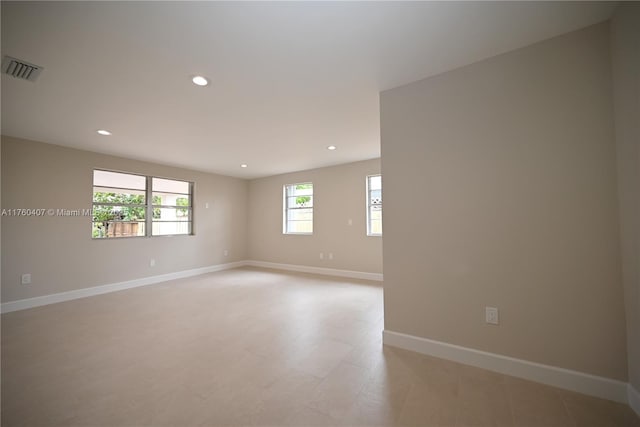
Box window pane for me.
[369,175,382,190]
[93,189,146,204]
[152,193,191,207]
[287,208,313,221]
[153,207,191,221]
[93,170,145,190]
[370,189,382,205]
[152,221,191,236]
[151,177,193,236]
[369,206,382,221]
[369,220,382,235]
[287,184,313,197]
[287,220,313,234]
[92,221,146,238]
[287,195,313,208]
[152,177,189,194]
[92,205,146,222]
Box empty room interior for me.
[1,1,640,426]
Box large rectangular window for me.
[283,183,313,234]
[92,170,193,238]
[367,175,382,236]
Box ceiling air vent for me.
[2,56,43,82]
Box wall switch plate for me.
[348,219,353,226]
[205,203,209,209]
[319,252,324,260]
[329,253,333,260]
[21,273,31,285]
[150,258,156,267]
[223,250,229,257]
[485,306,499,325]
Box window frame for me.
[366,174,382,237]
[151,177,194,237]
[92,169,194,239]
[283,182,314,235]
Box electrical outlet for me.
[348,219,353,226]
[223,249,229,257]
[150,258,156,267]
[485,307,499,325]
[319,252,324,260]
[21,273,31,285]
[329,253,333,260]
[205,202,209,209]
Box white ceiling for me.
[1,1,616,179]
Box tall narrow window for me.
[152,177,192,236]
[367,175,382,236]
[284,183,313,234]
[92,170,147,238]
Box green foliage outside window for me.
[93,193,145,220]
[295,183,312,206]
[152,195,161,219]
[92,192,146,238]
[176,197,189,216]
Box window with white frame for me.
[367,175,382,236]
[92,169,193,238]
[283,183,313,234]
[152,177,193,236]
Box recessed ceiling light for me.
[240,164,248,168]
[327,145,337,150]
[192,75,208,86]
[96,129,112,136]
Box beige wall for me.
[381,23,628,380]
[612,3,640,391]
[248,159,382,274]
[1,136,248,303]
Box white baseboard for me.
[1,261,246,314]
[1,260,381,314]
[245,260,383,282]
[383,330,628,404]
[629,384,640,416]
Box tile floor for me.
[2,267,639,426]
